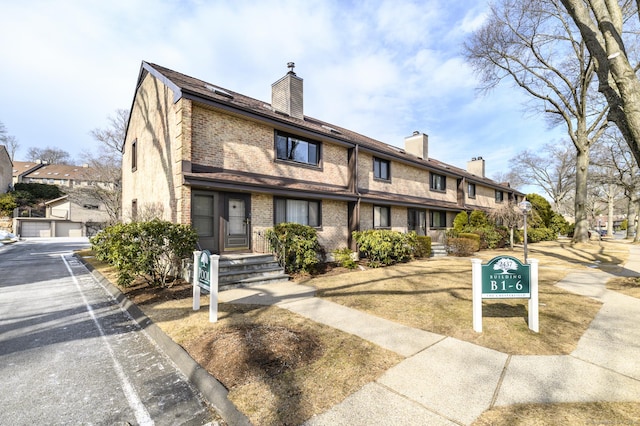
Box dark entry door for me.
[408,209,427,236]
[192,191,219,252]
[223,193,251,252]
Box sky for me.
[0,0,566,183]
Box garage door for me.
[56,222,83,237]
[21,221,51,237]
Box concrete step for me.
[218,253,289,290]
[431,243,447,257]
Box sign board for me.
[193,250,219,323]
[472,257,539,333]
[481,256,530,299]
[197,250,211,292]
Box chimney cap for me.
[412,130,420,135]
[287,62,296,75]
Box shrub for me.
[352,229,416,267]
[458,232,481,242]
[14,183,63,201]
[332,247,358,269]
[453,211,468,232]
[550,213,570,236]
[469,210,489,227]
[446,237,480,256]
[90,219,198,287]
[414,235,432,258]
[265,223,322,274]
[526,227,556,243]
[0,193,17,216]
[473,226,509,250]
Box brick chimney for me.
[272,62,304,119]
[467,157,485,177]
[404,131,428,159]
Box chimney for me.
[467,156,485,177]
[404,131,428,159]
[272,62,304,119]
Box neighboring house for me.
[122,61,523,255]
[0,145,11,193]
[12,162,112,189]
[13,193,109,238]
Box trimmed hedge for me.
[447,237,480,256]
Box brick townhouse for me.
[122,61,522,254]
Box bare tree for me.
[89,108,128,155]
[592,130,640,241]
[464,0,609,243]
[4,136,19,161]
[559,0,640,168]
[509,140,576,215]
[26,146,71,164]
[79,108,129,223]
[489,200,523,249]
[0,121,20,161]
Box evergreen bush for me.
[352,229,416,267]
[90,219,198,287]
[265,223,323,274]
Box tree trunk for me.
[572,148,590,243]
[607,193,614,237]
[634,198,640,243]
[626,197,635,239]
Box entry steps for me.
[219,253,289,290]
[430,243,448,257]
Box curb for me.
[75,254,252,426]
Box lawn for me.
[77,238,640,425]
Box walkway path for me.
[219,244,640,425]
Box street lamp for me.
[519,200,532,263]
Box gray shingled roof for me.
[141,61,521,195]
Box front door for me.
[408,208,427,236]
[223,193,251,252]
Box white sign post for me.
[472,256,539,333]
[192,250,220,323]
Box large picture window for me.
[275,131,320,166]
[430,210,447,228]
[275,198,320,227]
[430,172,446,191]
[373,157,390,181]
[374,205,391,228]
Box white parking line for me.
[61,255,153,425]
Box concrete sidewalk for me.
[219,244,640,425]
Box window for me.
[275,198,320,227]
[430,210,447,228]
[374,205,390,228]
[430,172,446,191]
[83,204,99,210]
[373,157,390,181]
[468,183,476,198]
[131,199,138,220]
[275,131,320,166]
[495,190,504,203]
[131,139,138,171]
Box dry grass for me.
[473,401,640,425]
[304,239,629,355]
[77,238,640,425]
[77,251,401,426]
